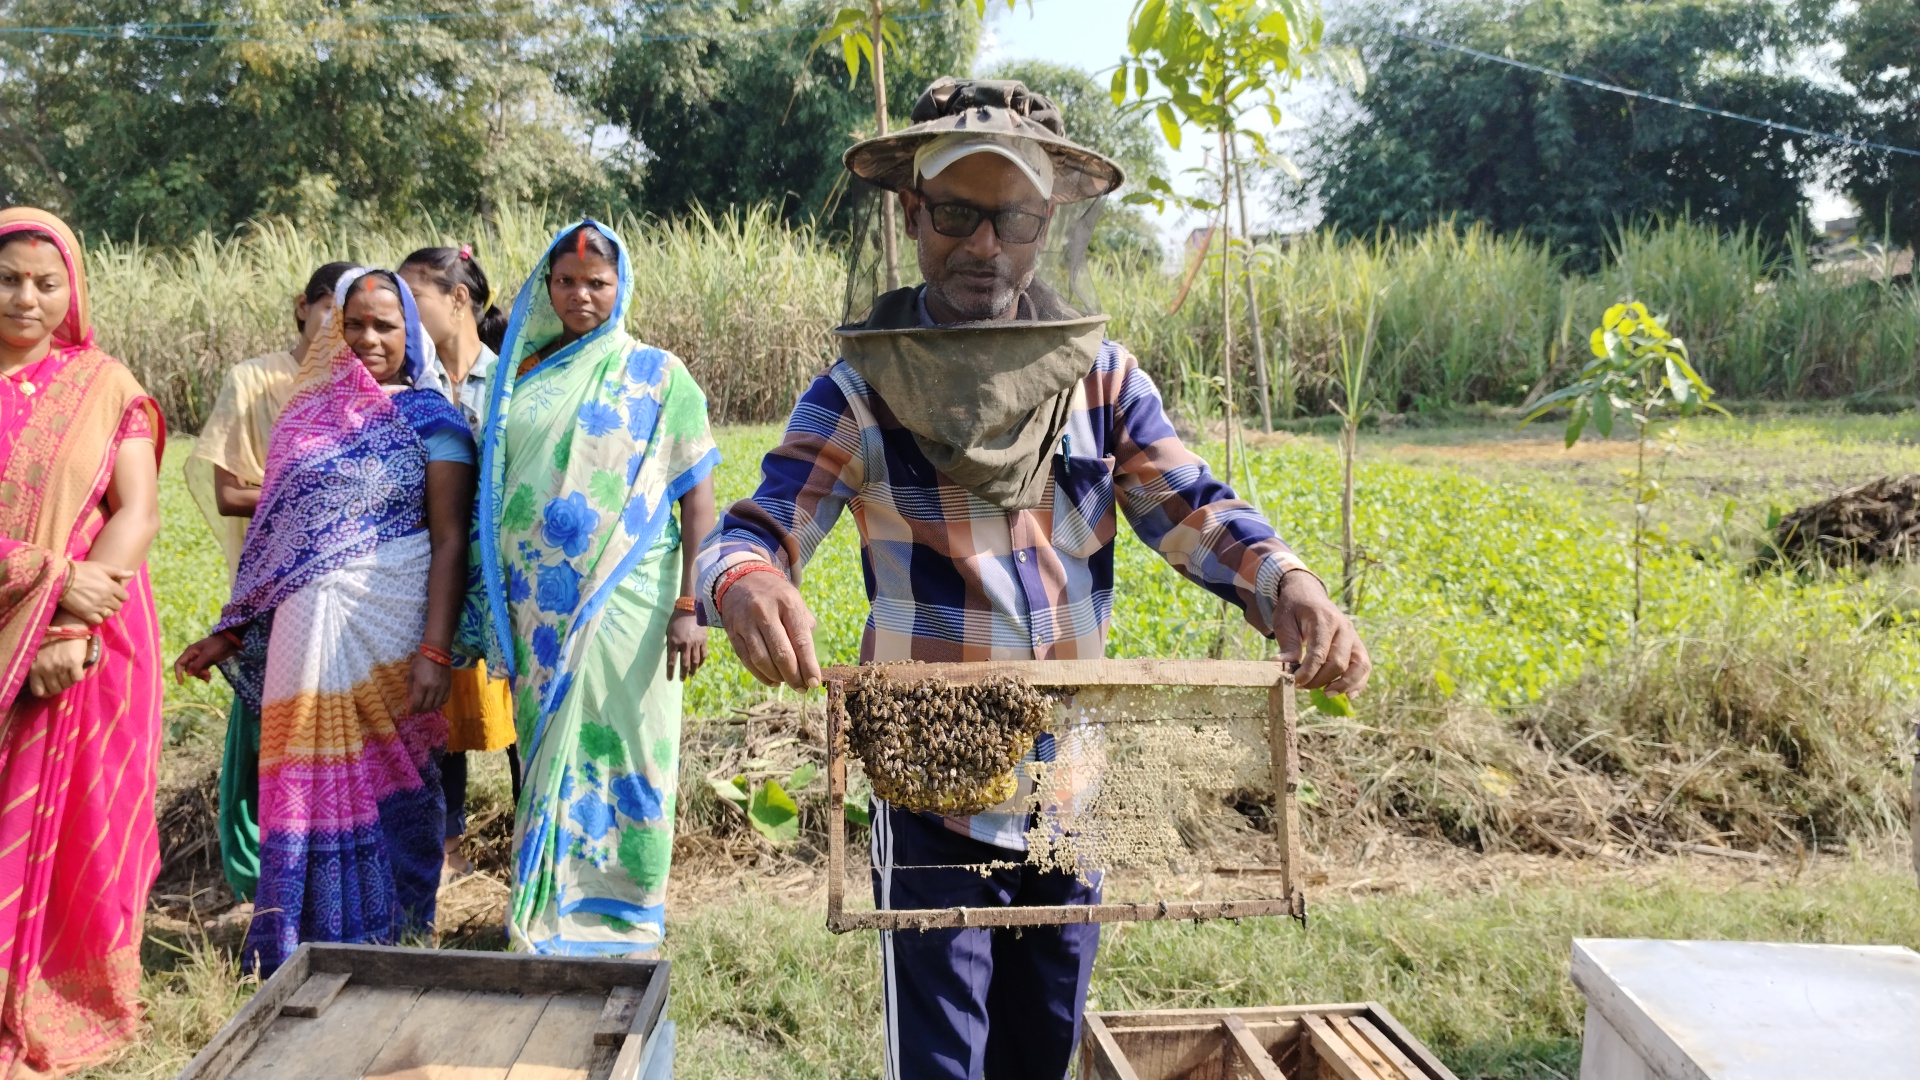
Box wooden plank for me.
[827,678,848,926]
[1357,1003,1459,1080]
[505,993,606,1080]
[227,985,422,1080]
[1329,1015,1404,1080]
[176,944,314,1080]
[1346,1016,1427,1080]
[828,896,1300,932]
[280,971,353,1019]
[1304,1013,1378,1080]
[1094,1004,1370,1028]
[1223,1015,1289,1080]
[362,988,546,1080]
[823,658,1287,689]
[305,944,665,997]
[1080,1015,1145,1080]
[592,987,643,1047]
[605,966,670,1080]
[1270,675,1305,922]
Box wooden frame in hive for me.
[824,658,1305,933]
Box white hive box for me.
[1570,938,1920,1080]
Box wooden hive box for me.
[176,943,671,1080]
[1081,1003,1457,1080]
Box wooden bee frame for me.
[824,658,1304,934]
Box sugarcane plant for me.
[1522,302,1725,630]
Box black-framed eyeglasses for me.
[914,192,1052,245]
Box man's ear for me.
[899,190,920,240]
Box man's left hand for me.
[1272,570,1371,695]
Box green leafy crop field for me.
[122,413,1920,1080]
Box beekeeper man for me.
[697,77,1369,1080]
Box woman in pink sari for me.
[0,207,164,1076]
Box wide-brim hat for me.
[844,77,1125,203]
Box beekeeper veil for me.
[837,77,1124,511]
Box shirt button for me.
[1016,551,1028,563]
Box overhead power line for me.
[1393,29,1920,160]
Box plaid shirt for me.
[697,332,1309,849]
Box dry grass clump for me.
[1760,474,1920,571]
[1295,615,1910,859]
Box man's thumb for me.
[109,567,135,580]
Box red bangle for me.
[713,562,786,611]
[418,643,454,667]
[42,625,91,642]
[673,596,697,614]
[220,629,244,650]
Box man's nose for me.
[962,217,1004,260]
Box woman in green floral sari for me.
[470,221,719,954]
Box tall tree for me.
[595,0,977,229]
[1312,0,1853,265]
[1832,0,1920,246]
[0,0,616,244]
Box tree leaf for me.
[1592,389,1613,437]
[708,774,749,808]
[748,779,800,844]
[1110,65,1129,104]
[811,8,867,48]
[1155,102,1182,149]
[787,761,819,790]
[1129,0,1167,56]
[1309,688,1355,716]
[843,793,871,827]
[1565,398,1588,447]
[840,32,863,85]
[1135,63,1149,99]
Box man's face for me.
[903,154,1051,322]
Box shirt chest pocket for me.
[1049,454,1117,559]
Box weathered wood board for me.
[176,944,669,1080]
[1079,1002,1457,1080]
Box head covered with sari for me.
[0,207,165,1072]
[470,220,719,758]
[215,268,464,643]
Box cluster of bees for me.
[842,669,1056,815]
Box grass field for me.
[108,411,1920,1079]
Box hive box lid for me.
[1571,938,1920,1080]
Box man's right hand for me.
[718,568,822,690]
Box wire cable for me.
[1393,28,1920,160]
